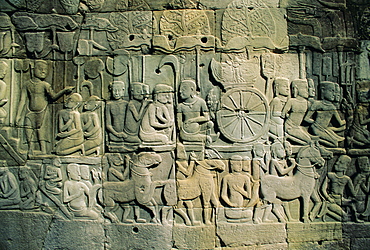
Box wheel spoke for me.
[241,116,244,139]
[231,117,240,134]
[223,117,238,128]
[228,95,240,109]
[222,104,235,112]
[243,92,251,110]
[248,101,264,111]
[239,90,244,110]
[243,117,255,136]
[248,111,267,115]
[246,115,263,127]
[221,113,236,118]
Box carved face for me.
[308,80,316,97]
[230,160,242,173]
[179,82,193,100]
[65,97,78,109]
[274,144,286,159]
[84,100,97,111]
[359,158,370,172]
[334,155,350,172]
[357,89,370,103]
[34,62,48,80]
[322,82,335,102]
[0,65,7,79]
[67,164,80,181]
[86,0,104,10]
[111,83,125,100]
[79,165,90,180]
[297,83,309,99]
[131,84,144,101]
[156,92,169,104]
[278,80,290,96]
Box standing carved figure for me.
[16,60,74,155]
[0,61,8,124]
[269,77,290,142]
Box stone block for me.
[0,211,52,249]
[173,224,216,249]
[343,222,370,238]
[351,238,370,250]
[43,219,105,250]
[287,222,342,243]
[106,223,173,250]
[217,222,286,247]
[288,239,350,250]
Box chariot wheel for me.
[216,87,269,143]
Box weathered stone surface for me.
[217,222,286,247]
[288,239,350,250]
[287,222,342,243]
[106,224,173,250]
[43,220,105,250]
[173,225,216,249]
[0,211,52,249]
[343,222,370,238]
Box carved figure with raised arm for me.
[16,60,74,155]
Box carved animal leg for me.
[148,199,160,224]
[184,200,200,226]
[272,201,286,223]
[204,207,213,225]
[262,204,273,223]
[134,206,146,223]
[302,196,311,223]
[282,202,294,221]
[309,190,322,221]
[121,204,134,223]
[161,206,172,225]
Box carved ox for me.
[99,152,164,223]
[261,143,325,223]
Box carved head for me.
[253,143,265,158]
[67,163,80,181]
[0,61,8,79]
[79,165,90,180]
[206,88,219,111]
[53,157,62,167]
[308,78,316,98]
[334,155,351,172]
[284,140,292,157]
[19,166,31,180]
[0,161,8,174]
[34,60,48,80]
[65,93,83,109]
[109,81,125,100]
[320,81,336,102]
[273,77,290,97]
[229,155,243,173]
[179,80,196,100]
[334,83,341,103]
[356,81,370,103]
[271,141,285,159]
[153,84,173,104]
[136,152,162,167]
[358,156,370,172]
[83,95,101,111]
[85,0,104,10]
[292,79,308,99]
[80,80,93,101]
[130,82,145,101]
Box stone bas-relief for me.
[0,0,370,248]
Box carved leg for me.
[184,200,200,226]
[122,204,134,223]
[134,206,146,223]
[204,207,212,225]
[272,202,286,223]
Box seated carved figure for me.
[82,95,102,156]
[0,161,20,208]
[140,84,174,145]
[221,155,253,222]
[320,155,362,222]
[55,93,84,156]
[269,77,290,142]
[63,163,101,220]
[177,80,214,145]
[282,79,312,145]
[349,81,370,147]
[305,81,346,148]
[124,82,150,144]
